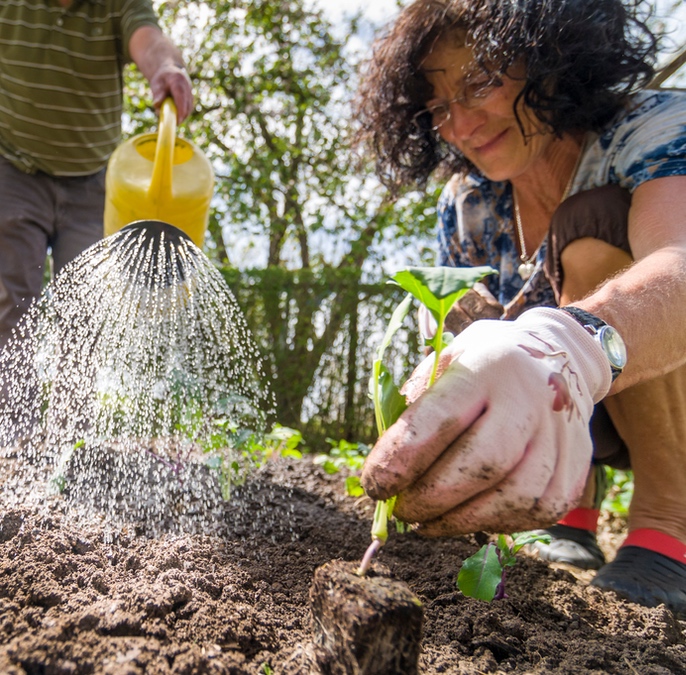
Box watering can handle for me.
[148,98,177,202]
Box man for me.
[0,0,194,348]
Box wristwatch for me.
[560,306,627,381]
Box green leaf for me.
[496,533,517,567]
[375,292,414,363]
[457,543,504,601]
[313,455,339,474]
[376,365,408,433]
[395,519,408,533]
[510,531,552,555]
[369,294,412,437]
[281,448,303,459]
[392,266,496,301]
[391,266,496,324]
[345,476,365,497]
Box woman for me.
[355,0,686,616]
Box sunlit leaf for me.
[391,266,496,323]
[456,543,504,601]
[345,476,365,497]
[376,365,408,433]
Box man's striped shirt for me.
[0,0,159,176]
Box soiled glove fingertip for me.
[360,464,402,501]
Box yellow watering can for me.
[104,99,214,248]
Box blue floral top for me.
[436,90,686,318]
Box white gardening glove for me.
[361,307,612,536]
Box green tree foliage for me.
[123,0,437,438]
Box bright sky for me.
[313,0,399,24]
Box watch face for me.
[599,326,627,370]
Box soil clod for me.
[309,559,423,675]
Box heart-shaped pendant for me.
[518,261,535,280]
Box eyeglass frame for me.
[411,73,503,132]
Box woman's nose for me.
[441,102,486,143]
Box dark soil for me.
[1,450,685,675]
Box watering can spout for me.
[121,220,191,247]
[108,220,198,287]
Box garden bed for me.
[0,450,684,674]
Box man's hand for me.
[148,63,194,121]
[361,307,612,536]
[129,25,194,123]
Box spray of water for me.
[0,221,276,535]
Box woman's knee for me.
[546,184,633,302]
[560,238,633,302]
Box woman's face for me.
[420,41,555,182]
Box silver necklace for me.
[513,138,587,281]
[513,196,537,281]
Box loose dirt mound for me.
[0,453,684,674]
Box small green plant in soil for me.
[457,531,551,601]
[355,266,564,599]
[602,468,633,517]
[357,265,496,576]
[204,422,304,500]
[314,438,371,497]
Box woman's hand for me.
[361,307,612,536]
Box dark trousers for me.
[0,155,106,348]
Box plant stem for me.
[356,538,383,576]
[358,498,395,576]
[494,568,508,600]
[371,498,392,541]
[429,312,446,387]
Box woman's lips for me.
[472,128,509,155]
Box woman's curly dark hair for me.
[354,0,659,192]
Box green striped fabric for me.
[0,0,159,176]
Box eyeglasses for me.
[412,74,503,131]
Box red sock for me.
[622,529,686,565]
[557,508,600,531]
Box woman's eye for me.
[465,75,503,101]
[465,80,491,99]
[428,102,450,118]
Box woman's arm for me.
[577,175,686,391]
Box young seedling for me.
[457,531,552,601]
[314,438,371,497]
[204,422,303,500]
[357,266,496,576]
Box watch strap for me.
[559,306,606,333]
[559,306,625,381]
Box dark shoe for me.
[531,524,606,570]
[591,546,686,618]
